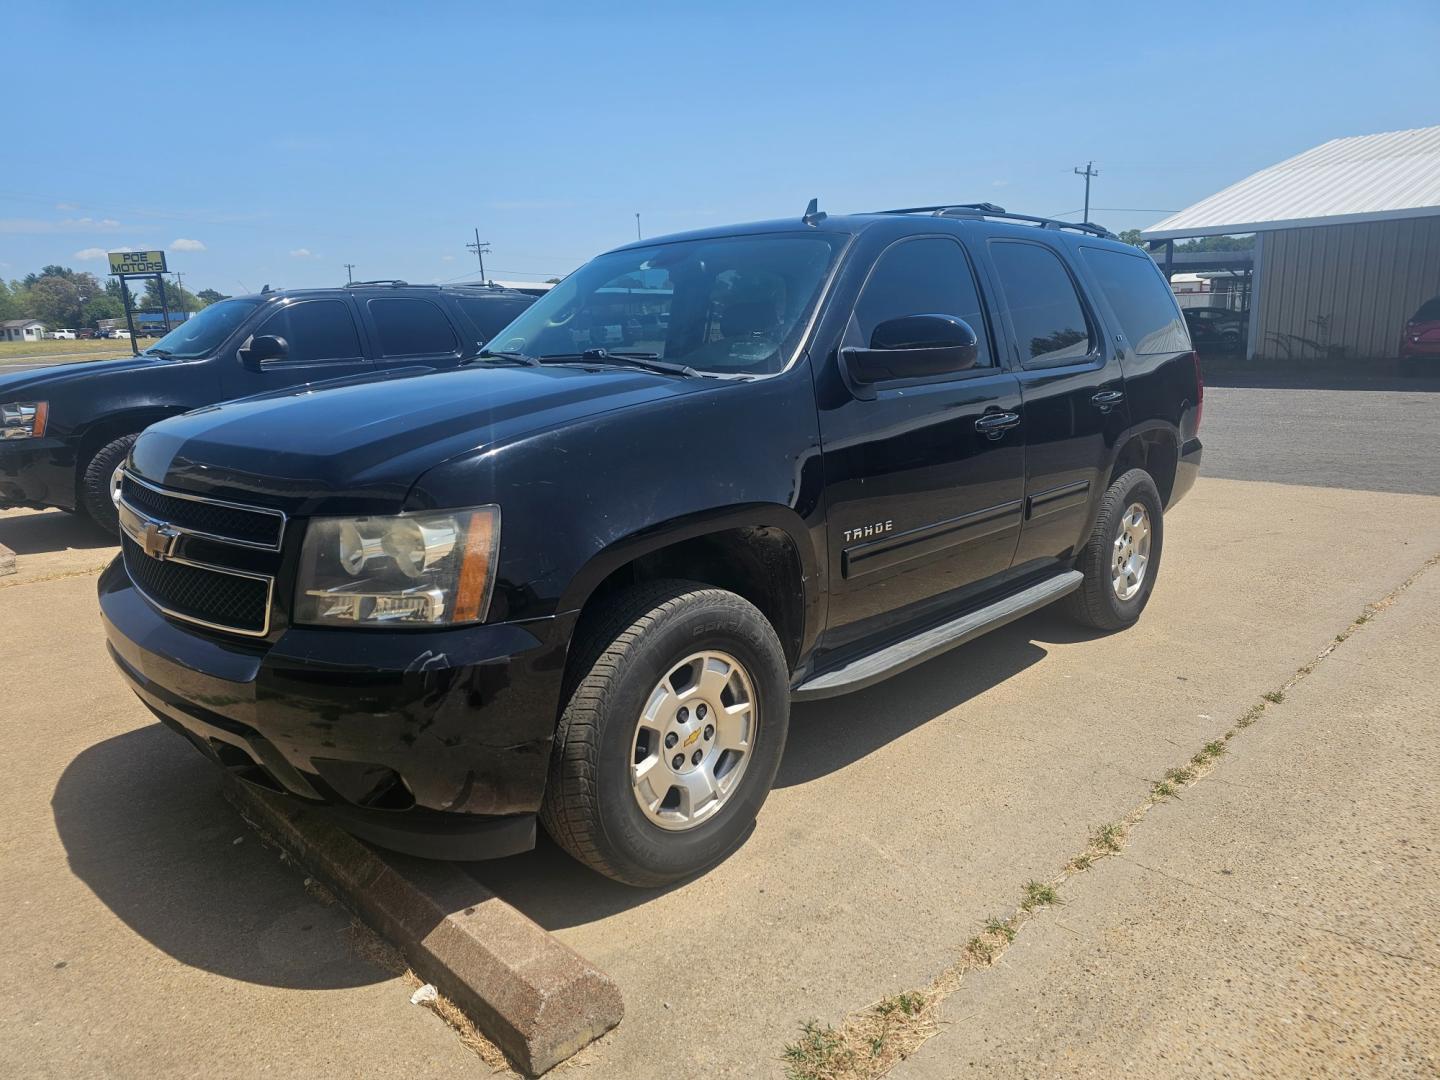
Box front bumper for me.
[0,437,76,509]
[98,555,574,860]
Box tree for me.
[138,276,201,314]
[196,288,228,306]
[1175,235,1252,252]
[1117,229,1146,248]
[545,277,562,284]
[28,275,85,327]
[82,293,125,327]
[0,279,24,321]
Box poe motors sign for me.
[108,250,168,276]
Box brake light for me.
[1192,351,1204,433]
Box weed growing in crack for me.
[985,916,1016,941]
[1021,881,1060,911]
[1262,689,1286,704]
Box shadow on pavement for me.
[0,508,113,556]
[52,724,388,990]
[475,610,1083,930]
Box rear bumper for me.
[1169,436,1202,508]
[0,437,76,510]
[98,555,573,860]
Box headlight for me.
[1,401,48,440]
[295,506,500,628]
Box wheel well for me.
[1108,430,1178,505]
[72,411,177,493]
[577,527,806,671]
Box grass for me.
[1262,689,1286,704]
[0,337,140,362]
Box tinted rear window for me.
[367,297,458,355]
[990,241,1094,367]
[1081,247,1190,354]
[453,295,533,339]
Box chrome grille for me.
[120,473,285,550]
[121,535,272,635]
[116,470,284,637]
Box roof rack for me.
[343,279,411,288]
[875,203,1117,240]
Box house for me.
[1,319,46,343]
[1142,124,1440,365]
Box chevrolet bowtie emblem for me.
[140,520,179,560]
[683,729,701,749]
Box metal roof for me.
[1142,125,1440,240]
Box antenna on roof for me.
[260,283,272,294]
[802,197,826,226]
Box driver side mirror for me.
[239,334,288,370]
[842,314,979,384]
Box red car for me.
[1400,296,1440,367]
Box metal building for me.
[1142,125,1440,367]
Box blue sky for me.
[4,1,1437,294]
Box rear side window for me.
[453,296,532,339]
[255,299,363,364]
[853,236,992,368]
[990,241,1094,367]
[1082,247,1189,354]
[367,297,458,356]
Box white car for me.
[103,328,131,339]
[49,329,78,340]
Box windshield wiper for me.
[142,347,174,359]
[462,348,539,367]
[539,348,701,378]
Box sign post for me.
[107,250,170,357]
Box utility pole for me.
[173,272,187,318]
[344,263,355,285]
[635,213,642,240]
[465,228,491,284]
[1073,161,1099,222]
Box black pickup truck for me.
[0,282,534,533]
[98,203,1202,885]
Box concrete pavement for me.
[893,559,1440,1079]
[2,467,1438,1074]
[470,476,1440,1077]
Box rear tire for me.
[1064,468,1164,631]
[79,433,137,537]
[540,580,789,886]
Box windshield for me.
[485,233,843,376]
[143,298,261,358]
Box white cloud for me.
[289,248,314,258]
[55,202,80,211]
[74,247,108,260]
[441,254,456,262]
[992,179,1010,188]
[169,237,206,252]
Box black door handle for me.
[1091,389,1125,410]
[975,411,1021,439]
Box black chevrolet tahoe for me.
[0,281,535,533]
[98,203,1202,886]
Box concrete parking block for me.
[0,540,13,576]
[225,779,623,1077]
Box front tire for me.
[79,433,138,536]
[540,580,790,886]
[1065,468,1165,631]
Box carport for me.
[1142,124,1440,369]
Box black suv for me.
[98,203,1202,885]
[0,282,535,533]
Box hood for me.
[130,364,713,514]
[0,353,160,398]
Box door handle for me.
[1091,389,1125,411]
[974,411,1021,439]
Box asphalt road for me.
[1203,380,1440,495]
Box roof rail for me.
[875,203,1117,240]
[343,279,411,288]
